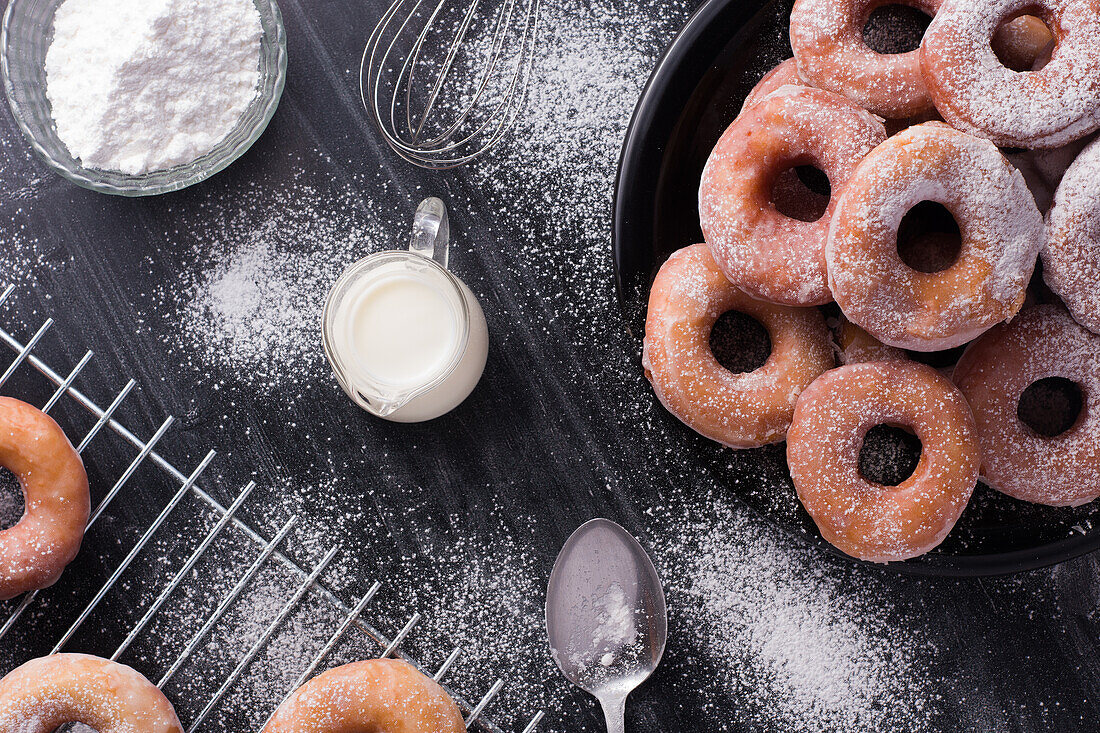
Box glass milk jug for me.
[322,198,488,422]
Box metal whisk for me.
[361,0,540,169]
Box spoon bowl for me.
[546,518,668,733]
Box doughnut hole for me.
[709,311,772,374]
[53,725,98,733]
[859,424,923,486]
[1017,377,1084,438]
[862,5,932,54]
[993,14,1056,72]
[771,163,831,222]
[0,467,23,530]
[896,201,962,273]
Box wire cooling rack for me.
[0,283,544,733]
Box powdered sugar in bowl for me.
[1,0,286,196]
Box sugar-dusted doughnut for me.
[0,396,89,600]
[747,55,936,138]
[0,653,183,733]
[700,86,886,306]
[790,0,943,118]
[643,244,833,448]
[1043,137,1100,334]
[922,0,1100,149]
[741,58,807,113]
[788,361,979,562]
[830,314,906,365]
[741,61,845,224]
[827,122,1042,351]
[264,659,465,733]
[953,305,1100,506]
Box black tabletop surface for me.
[0,0,1097,732]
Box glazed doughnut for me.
[1042,136,1100,334]
[263,658,465,733]
[831,315,906,365]
[0,653,182,733]
[745,56,935,137]
[787,361,980,562]
[827,122,1042,351]
[741,58,807,113]
[643,244,833,448]
[953,306,1100,506]
[921,0,1100,149]
[0,396,89,600]
[700,86,886,306]
[789,0,942,118]
[741,61,841,223]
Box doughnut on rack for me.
[0,284,543,733]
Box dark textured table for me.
[0,0,1097,731]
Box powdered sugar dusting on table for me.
[160,174,389,394]
[651,491,941,733]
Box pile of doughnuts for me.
[644,0,1100,562]
[0,653,464,732]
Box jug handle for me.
[409,197,450,268]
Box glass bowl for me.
[0,0,287,196]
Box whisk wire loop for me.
[361,0,539,168]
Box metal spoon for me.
[546,518,668,733]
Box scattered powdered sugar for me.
[181,236,327,389]
[471,0,688,261]
[651,492,941,733]
[161,174,389,394]
[374,512,565,730]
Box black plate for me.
[612,0,1100,576]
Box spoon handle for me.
[599,693,627,733]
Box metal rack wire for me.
[0,284,544,733]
